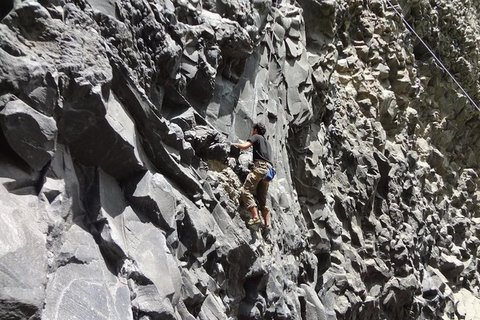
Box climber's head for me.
[253,123,266,136]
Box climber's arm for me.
[234,140,252,150]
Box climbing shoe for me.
[262,225,271,236]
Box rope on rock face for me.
[253,0,280,121]
[385,0,480,112]
[267,0,279,74]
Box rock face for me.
[1,0,480,319]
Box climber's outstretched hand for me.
[233,140,252,150]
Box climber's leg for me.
[257,179,270,227]
[241,173,262,223]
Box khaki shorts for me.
[241,160,270,211]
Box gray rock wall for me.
[0,0,479,319]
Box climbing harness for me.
[385,0,480,112]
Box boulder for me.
[0,99,56,171]
[125,170,179,233]
[0,185,48,319]
[43,223,132,320]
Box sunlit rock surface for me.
[1,0,480,319]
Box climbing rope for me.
[252,0,280,121]
[267,0,279,73]
[385,0,480,112]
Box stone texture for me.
[0,0,480,319]
[43,223,132,320]
[0,98,57,171]
[0,185,48,320]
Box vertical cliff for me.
[1,0,480,319]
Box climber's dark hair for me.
[253,123,266,136]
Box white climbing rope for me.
[385,0,480,112]
[267,0,279,73]
[252,0,281,121]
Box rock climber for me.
[233,122,273,230]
